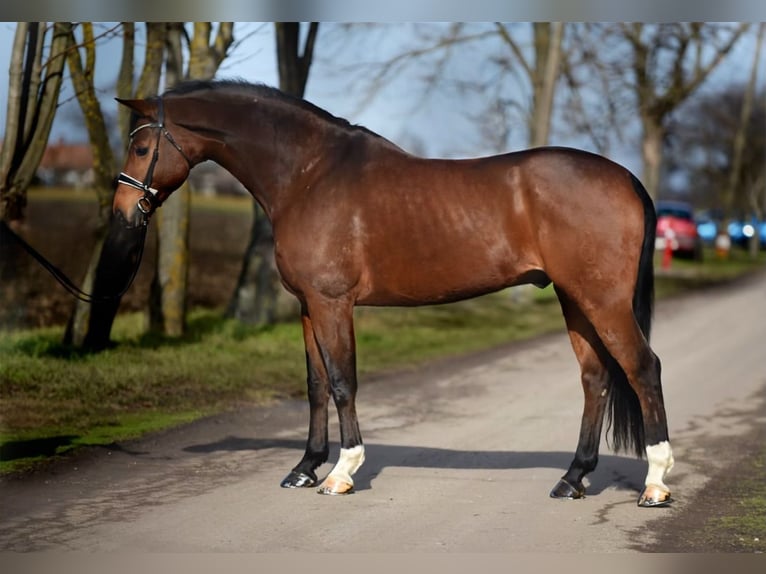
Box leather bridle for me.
[116,97,193,222]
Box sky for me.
[0,22,763,178]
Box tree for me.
[227,22,318,325]
[62,23,122,346]
[148,22,234,337]
[612,23,748,200]
[493,22,565,148]
[81,22,168,350]
[726,23,764,259]
[1,22,71,222]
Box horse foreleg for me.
[550,290,610,500]
[305,296,365,495]
[280,311,331,488]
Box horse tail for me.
[605,173,656,458]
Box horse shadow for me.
[184,437,647,496]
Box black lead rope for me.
[2,218,149,304]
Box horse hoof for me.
[280,470,317,488]
[317,476,354,495]
[637,484,673,507]
[549,478,585,499]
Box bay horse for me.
[113,80,673,507]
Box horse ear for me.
[115,98,155,116]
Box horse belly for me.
[357,230,534,306]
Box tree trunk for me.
[148,22,233,337]
[227,22,318,325]
[148,23,189,336]
[1,22,70,222]
[732,24,763,260]
[225,207,280,324]
[530,22,564,148]
[640,118,664,201]
[62,23,120,347]
[81,22,167,350]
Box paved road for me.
[1,272,765,552]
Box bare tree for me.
[612,23,749,200]
[61,23,125,346]
[227,22,318,325]
[726,23,764,258]
[81,22,168,350]
[0,22,71,222]
[333,23,567,155]
[494,22,565,147]
[148,22,234,337]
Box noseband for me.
[116,97,192,221]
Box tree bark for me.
[729,24,764,259]
[1,22,71,222]
[149,22,233,337]
[530,22,564,148]
[81,22,167,350]
[62,23,120,347]
[640,119,664,202]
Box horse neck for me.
[187,97,329,221]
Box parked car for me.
[727,217,766,250]
[655,200,703,260]
[694,212,719,246]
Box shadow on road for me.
[183,436,647,496]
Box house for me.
[37,139,94,188]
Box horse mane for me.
[163,79,388,142]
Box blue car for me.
[694,212,766,250]
[695,214,718,245]
[728,217,766,249]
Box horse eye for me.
[135,146,149,157]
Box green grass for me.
[708,446,766,552]
[654,247,766,298]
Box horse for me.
[112,79,674,507]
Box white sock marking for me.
[328,445,366,484]
[645,440,674,489]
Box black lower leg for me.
[281,351,330,488]
[551,373,608,499]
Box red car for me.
[655,200,703,260]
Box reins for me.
[3,218,148,304]
[6,96,191,304]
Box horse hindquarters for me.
[549,172,673,506]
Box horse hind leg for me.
[586,302,674,507]
[550,289,610,500]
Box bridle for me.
[116,96,193,222]
[5,97,195,305]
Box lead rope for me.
[2,218,148,304]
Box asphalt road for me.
[1,271,765,553]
